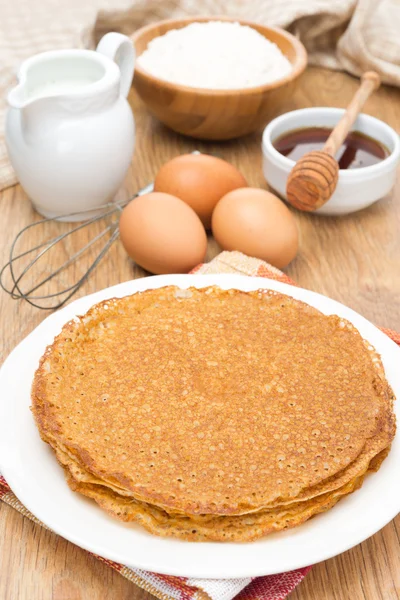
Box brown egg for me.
[154,154,247,229]
[119,192,207,274]
[212,188,298,269]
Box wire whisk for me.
[0,182,153,310]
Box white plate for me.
[0,274,399,579]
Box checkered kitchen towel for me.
[1,0,400,191]
[1,250,400,600]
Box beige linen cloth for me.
[1,0,399,192]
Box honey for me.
[273,127,389,170]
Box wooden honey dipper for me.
[286,71,381,212]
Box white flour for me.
[137,21,293,90]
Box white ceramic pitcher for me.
[5,33,135,221]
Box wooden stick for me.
[286,71,381,211]
[323,71,381,157]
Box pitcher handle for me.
[96,32,135,98]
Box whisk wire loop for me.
[0,182,153,310]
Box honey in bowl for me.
[273,127,389,170]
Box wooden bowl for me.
[132,16,308,141]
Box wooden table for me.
[1,66,399,600]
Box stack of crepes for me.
[31,285,396,542]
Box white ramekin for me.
[262,108,400,216]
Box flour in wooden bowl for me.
[136,21,293,90]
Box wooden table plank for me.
[1,66,399,599]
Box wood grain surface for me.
[1,66,399,600]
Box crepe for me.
[48,440,389,541]
[31,286,396,541]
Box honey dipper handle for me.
[323,71,381,157]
